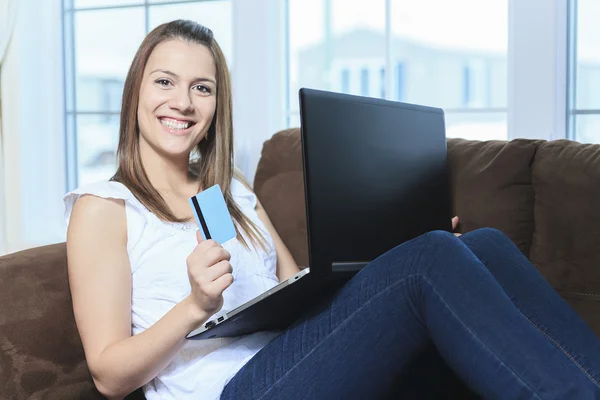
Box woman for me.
[65,20,600,400]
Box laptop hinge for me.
[331,261,369,273]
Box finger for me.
[206,260,233,281]
[451,216,459,230]
[210,273,234,294]
[198,239,220,254]
[188,238,215,264]
[207,246,231,263]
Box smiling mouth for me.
[158,117,196,131]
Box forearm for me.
[92,296,207,399]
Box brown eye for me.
[155,79,171,87]
[194,85,212,95]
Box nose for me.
[169,87,193,113]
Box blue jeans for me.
[221,229,600,399]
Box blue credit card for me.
[189,184,237,244]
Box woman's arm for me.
[67,195,209,399]
[255,199,302,281]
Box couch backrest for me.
[529,140,600,332]
[447,138,543,257]
[255,128,600,335]
[254,128,543,265]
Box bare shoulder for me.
[66,193,128,278]
[69,194,126,227]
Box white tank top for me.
[64,179,280,400]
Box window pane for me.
[390,0,508,110]
[77,114,120,186]
[575,0,600,110]
[285,111,507,141]
[288,113,301,128]
[149,1,233,67]
[574,114,600,144]
[75,8,146,112]
[445,112,507,141]
[288,0,386,111]
[74,0,143,8]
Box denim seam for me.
[520,314,600,388]
[256,275,415,400]
[422,276,545,400]
[561,292,600,298]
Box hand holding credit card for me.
[189,184,237,244]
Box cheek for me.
[140,86,168,115]
[204,99,217,121]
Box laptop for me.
[186,88,452,340]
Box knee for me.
[422,229,460,246]
[374,230,460,268]
[461,227,514,247]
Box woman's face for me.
[137,39,217,160]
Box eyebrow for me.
[150,69,216,85]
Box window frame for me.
[62,0,229,192]
[566,0,600,141]
[284,0,511,135]
[283,0,571,142]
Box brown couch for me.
[1,128,600,399]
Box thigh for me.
[383,344,480,400]
[222,234,445,400]
[459,228,600,384]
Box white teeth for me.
[160,118,192,130]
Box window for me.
[567,0,600,143]
[287,0,386,116]
[395,62,405,101]
[462,64,472,106]
[360,67,370,96]
[287,0,508,141]
[62,0,232,189]
[379,67,385,99]
[340,68,351,93]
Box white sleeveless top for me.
[63,179,281,400]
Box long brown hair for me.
[112,20,268,251]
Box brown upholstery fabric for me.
[254,128,303,193]
[254,128,309,267]
[447,138,543,257]
[0,244,146,400]
[530,140,600,296]
[258,171,309,268]
[0,243,102,399]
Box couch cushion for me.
[0,244,146,399]
[530,140,600,296]
[254,128,309,267]
[0,243,104,399]
[447,138,543,257]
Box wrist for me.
[180,295,209,331]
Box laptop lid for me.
[298,88,452,277]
